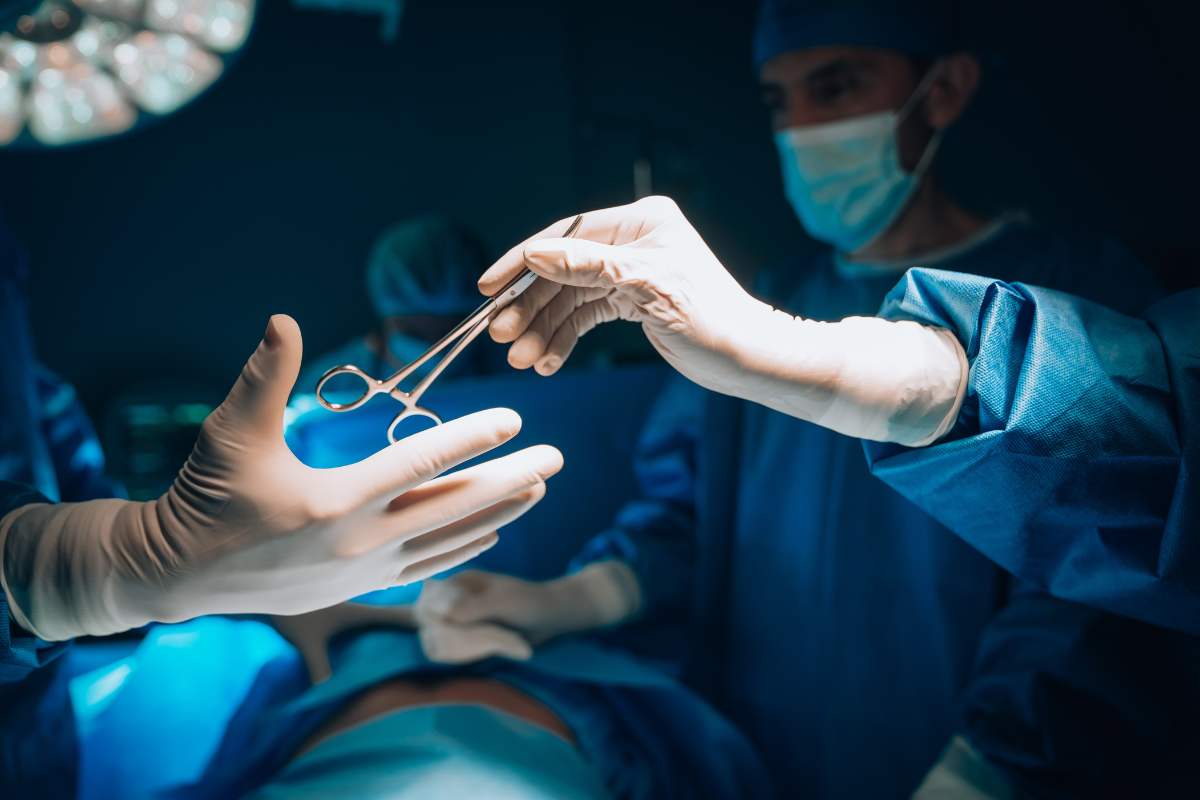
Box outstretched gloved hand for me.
[480,196,967,446]
[0,315,562,642]
[414,561,642,665]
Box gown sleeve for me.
[863,268,1199,634]
[571,376,705,630]
[0,481,67,683]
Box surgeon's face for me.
[759,46,931,170]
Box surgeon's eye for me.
[808,72,860,106]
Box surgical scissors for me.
[316,214,584,443]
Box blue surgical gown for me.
[866,270,1199,636]
[1,216,121,797]
[0,218,121,505]
[576,218,1200,797]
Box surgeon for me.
[428,3,1197,796]
[297,214,500,395]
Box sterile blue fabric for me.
[0,482,64,684]
[1,218,58,501]
[574,218,1186,797]
[866,269,1200,635]
[1,479,81,798]
[61,616,771,799]
[245,704,609,800]
[0,217,121,504]
[753,0,959,68]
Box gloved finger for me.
[212,315,303,438]
[402,482,544,564]
[415,572,483,623]
[477,196,682,296]
[397,531,500,585]
[419,619,534,665]
[348,444,562,554]
[532,297,624,376]
[488,276,564,344]
[328,407,522,511]
[294,633,334,684]
[506,286,611,368]
[523,237,634,290]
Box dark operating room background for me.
[2,0,1197,493]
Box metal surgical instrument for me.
[315,214,584,443]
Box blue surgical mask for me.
[775,65,942,254]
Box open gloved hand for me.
[480,196,968,446]
[413,561,642,665]
[0,315,562,642]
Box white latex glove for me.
[0,315,563,642]
[414,561,641,665]
[480,196,968,446]
[269,602,420,684]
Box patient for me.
[65,576,771,799]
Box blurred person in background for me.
[296,214,504,396]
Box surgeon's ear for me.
[924,52,981,130]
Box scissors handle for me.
[315,364,383,411]
[387,404,443,444]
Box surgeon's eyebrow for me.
[801,57,872,89]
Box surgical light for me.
[0,0,254,148]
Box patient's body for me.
[297,673,576,755]
[67,609,772,800]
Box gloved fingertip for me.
[534,356,561,376]
[530,445,564,479]
[507,349,531,370]
[264,314,299,350]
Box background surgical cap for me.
[365,215,487,319]
[754,0,960,68]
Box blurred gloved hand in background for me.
[414,561,642,665]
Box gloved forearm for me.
[720,307,967,445]
[0,499,155,641]
[535,560,643,639]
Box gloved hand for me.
[269,602,420,684]
[414,561,641,664]
[480,196,968,446]
[0,315,563,642]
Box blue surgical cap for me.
[754,0,960,68]
[365,215,487,320]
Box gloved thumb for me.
[416,573,495,626]
[522,237,630,289]
[217,315,303,437]
[419,620,533,665]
